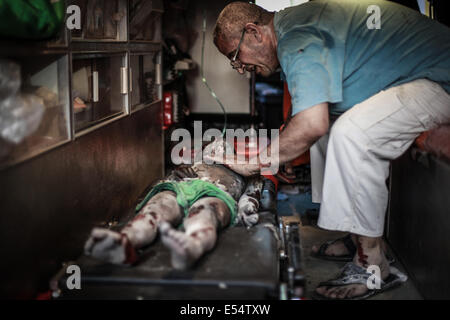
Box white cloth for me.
[311,79,450,237]
[310,128,328,204]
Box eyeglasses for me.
[230,28,246,70]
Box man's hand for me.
[203,102,329,177]
[204,154,261,177]
[224,161,260,177]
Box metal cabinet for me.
[129,0,163,42]
[72,53,129,133]
[129,51,161,112]
[70,0,128,41]
[0,0,164,169]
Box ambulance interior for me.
[0,0,449,300]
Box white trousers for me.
[310,79,450,237]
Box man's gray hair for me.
[213,2,273,46]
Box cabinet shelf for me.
[0,0,164,170]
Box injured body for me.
[84,163,263,270]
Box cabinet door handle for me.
[129,67,133,92]
[121,67,128,94]
[156,63,161,85]
[92,71,99,102]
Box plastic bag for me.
[0,59,21,100]
[0,60,45,144]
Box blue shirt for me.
[274,0,450,115]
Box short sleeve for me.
[277,29,344,115]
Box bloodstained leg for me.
[84,191,182,265]
[123,191,182,247]
[315,235,390,299]
[159,197,231,270]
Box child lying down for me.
[84,163,263,270]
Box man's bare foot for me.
[311,234,357,257]
[84,228,137,265]
[159,222,206,270]
[315,236,390,299]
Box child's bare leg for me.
[84,191,182,265]
[159,197,231,270]
[123,191,182,247]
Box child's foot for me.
[84,228,137,265]
[159,222,203,270]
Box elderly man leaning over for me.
[212,0,450,299]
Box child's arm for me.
[237,177,264,227]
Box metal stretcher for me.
[51,178,305,300]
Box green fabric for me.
[136,180,238,227]
[0,0,65,39]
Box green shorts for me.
[136,179,238,227]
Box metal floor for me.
[277,186,423,300]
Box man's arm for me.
[273,102,329,165]
[222,102,329,176]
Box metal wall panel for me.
[184,0,251,114]
[388,148,450,299]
